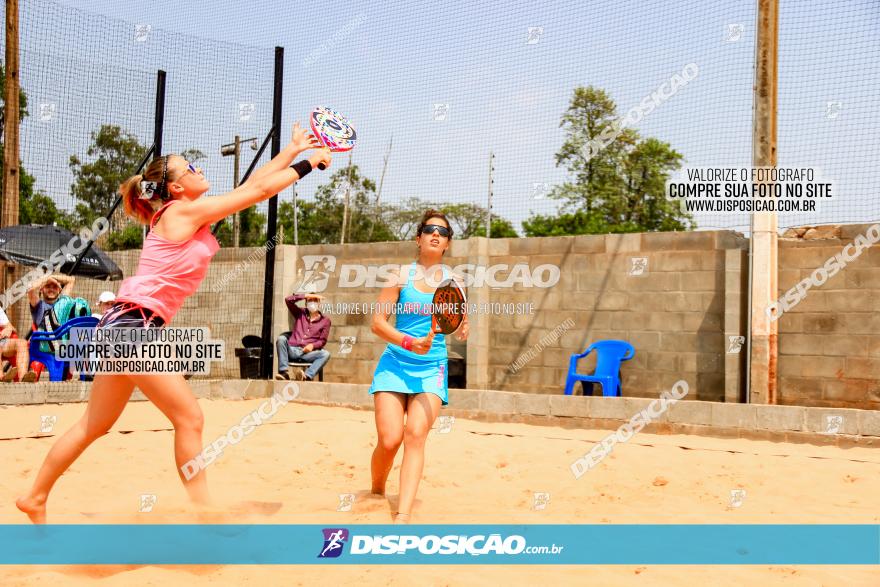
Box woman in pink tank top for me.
[17,123,332,523]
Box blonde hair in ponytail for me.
[120,155,177,225]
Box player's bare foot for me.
[393,512,410,525]
[16,495,47,524]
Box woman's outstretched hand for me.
[290,122,321,152]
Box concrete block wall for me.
[776,223,880,410]
[268,232,748,402]
[24,231,750,400]
[11,222,878,410]
[484,231,748,401]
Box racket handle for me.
[317,163,326,170]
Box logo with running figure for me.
[336,493,355,512]
[727,335,745,354]
[138,494,157,513]
[39,415,57,433]
[339,336,356,355]
[295,255,337,293]
[629,257,649,276]
[724,23,744,42]
[318,528,349,558]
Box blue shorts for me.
[368,348,448,406]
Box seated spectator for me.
[92,291,116,319]
[275,291,331,381]
[0,306,37,382]
[27,275,90,382]
[28,274,76,331]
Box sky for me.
[11,0,880,235]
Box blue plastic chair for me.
[29,316,100,382]
[564,340,635,397]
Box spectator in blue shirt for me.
[28,275,76,329]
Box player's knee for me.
[403,423,430,445]
[378,430,403,452]
[175,407,204,434]
[81,418,113,441]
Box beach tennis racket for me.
[431,278,467,334]
[310,106,356,170]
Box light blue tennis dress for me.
[369,262,450,405]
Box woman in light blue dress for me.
[368,210,468,523]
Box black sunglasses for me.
[421,224,451,238]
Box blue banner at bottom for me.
[1,525,877,565]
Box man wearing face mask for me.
[275,291,331,381]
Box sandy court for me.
[0,397,878,586]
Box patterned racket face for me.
[310,106,357,152]
[432,279,466,335]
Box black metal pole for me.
[145,70,166,236]
[259,47,283,379]
[153,70,166,158]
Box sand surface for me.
[0,397,878,586]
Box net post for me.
[259,46,283,379]
[153,70,167,158]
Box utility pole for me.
[292,183,298,245]
[2,0,20,328]
[3,0,20,229]
[340,150,353,244]
[487,151,494,238]
[220,135,257,247]
[748,0,779,404]
[368,135,392,241]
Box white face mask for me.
[306,302,319,313]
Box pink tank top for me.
[115,201,220,323]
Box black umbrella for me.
[0,224,123,280]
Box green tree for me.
[469,217,518,238]
[19,167,65,225]
[524,85,693,235]
[383,197,426,240]
[522,209,612,237]
[441,203,486,238]
[180,148,206,164]
[279,165,396,244]
[553,86,635,215]
[214,205,266,247]
[69,127,215,248]
[438,202,517,238]
[379,198,517,240]
[106,224,144,251]
[68,124,147,229]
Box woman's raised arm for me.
[163,146,331,237]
